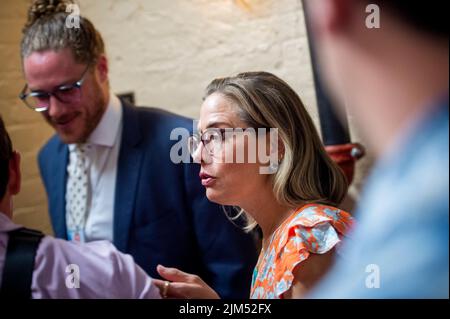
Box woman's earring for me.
[269,161,279,174]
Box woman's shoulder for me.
[262,204,354,298]
[286,203,354,235]
[273,204,354,256]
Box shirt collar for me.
[0,212,21,232]
[87,93,123,147]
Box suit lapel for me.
[113,102,143,252]
[51,142,69,238]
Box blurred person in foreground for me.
[0,116,160,298]
[303,0,448,297]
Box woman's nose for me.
[193,142,212,164]
[192,143,202,163]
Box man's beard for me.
[44,89,107,144]
[80,92,107,143]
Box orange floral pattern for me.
[250,204,354,299]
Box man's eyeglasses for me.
[19,64,91,112]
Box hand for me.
[153,264,220,299]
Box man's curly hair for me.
[21,0,105,64]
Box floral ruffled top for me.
[250,204,354,299]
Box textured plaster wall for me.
[1,0,373,233]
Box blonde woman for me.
[155,72,354,299]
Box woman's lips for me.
[199,172,217,187]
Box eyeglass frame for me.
[187,127,270,158]
[19,63,92,113]
[188,128,228,157]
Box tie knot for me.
[72,144,90,156]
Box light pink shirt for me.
[0,213,161,299]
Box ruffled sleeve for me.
[273,205,353,298]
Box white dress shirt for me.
[66,93,122,243]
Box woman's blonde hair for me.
[204,71,348,230]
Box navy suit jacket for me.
[38,101,258,299]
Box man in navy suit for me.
[18,1,256,298]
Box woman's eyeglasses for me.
[188,128,229,158]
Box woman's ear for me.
[8,151,21,196]
[277,137,285,163]
[269,131,285,162]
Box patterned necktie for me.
[66,144,90,243]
